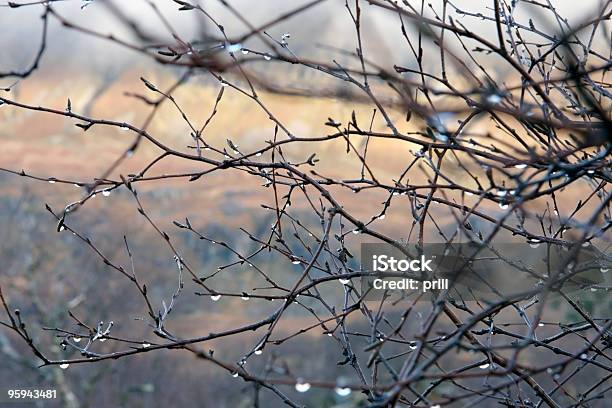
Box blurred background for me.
[0,1,610,407]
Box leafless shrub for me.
[0,0,610,407]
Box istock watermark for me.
[372,254,433,272]
[360,243,609,302]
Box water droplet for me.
[295,380,311,393]
[291,259,301,265]
[241,49,249,55]
[73,337,81,342]
[255,152,262,157]
[601,267,609,274]
[327,333,333,337]
[479,363,490,369]
[538,323,544,327]
[430,405,441,408]
[515,164,527,169]
[142,342,151,348]
[499,203,508,209]
[226,43,242,53]
[120,126,130,131]
[232,371,239,377]
[487,94,502,104]
[581,241,590,247]
[378,214,386,220]
[254,349,262,355]
[59,225,66,232]
[59,363,70,370]
[74,183,80,188]
[48,179,56,184]
[334,387,351,397]
[528,239,541,248]
[409,342,417,350]
[352,229,361,234]
[590,287,597,292]
[99,338,106,342]
[102,190,111,197]
[466,191,474,196]
[587,170,594,174]
[241,295,250,301]
[339,278,350,285]
[210,294,221,301]
[580,353,587,359]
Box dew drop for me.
[515,164,527,169]
[352,229,361,234]
[339,278,350,285]
[487,94,502,104]
[226,43,242,53]
[102,190,111,197]
[409,342,417,350]
[538,323,544,327]
[466,191,474,196]
[528,239,541,248]
[499,203,508,209]
[48,179,56,184]
[291,259,301,265]
[241,49,249,55]
[255,152,262,157]
[254,349,262,355]
[590,287,597,292]
[263,54,272,61]
[601,267,609,274]
[232,372,239,377]
[295,379,311,393]
[479,363,490,369]
[210,294,221,301]
[334,387,351,397]
[59,363,70,370]
[241,295,250,301]
[378,214,386,220]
